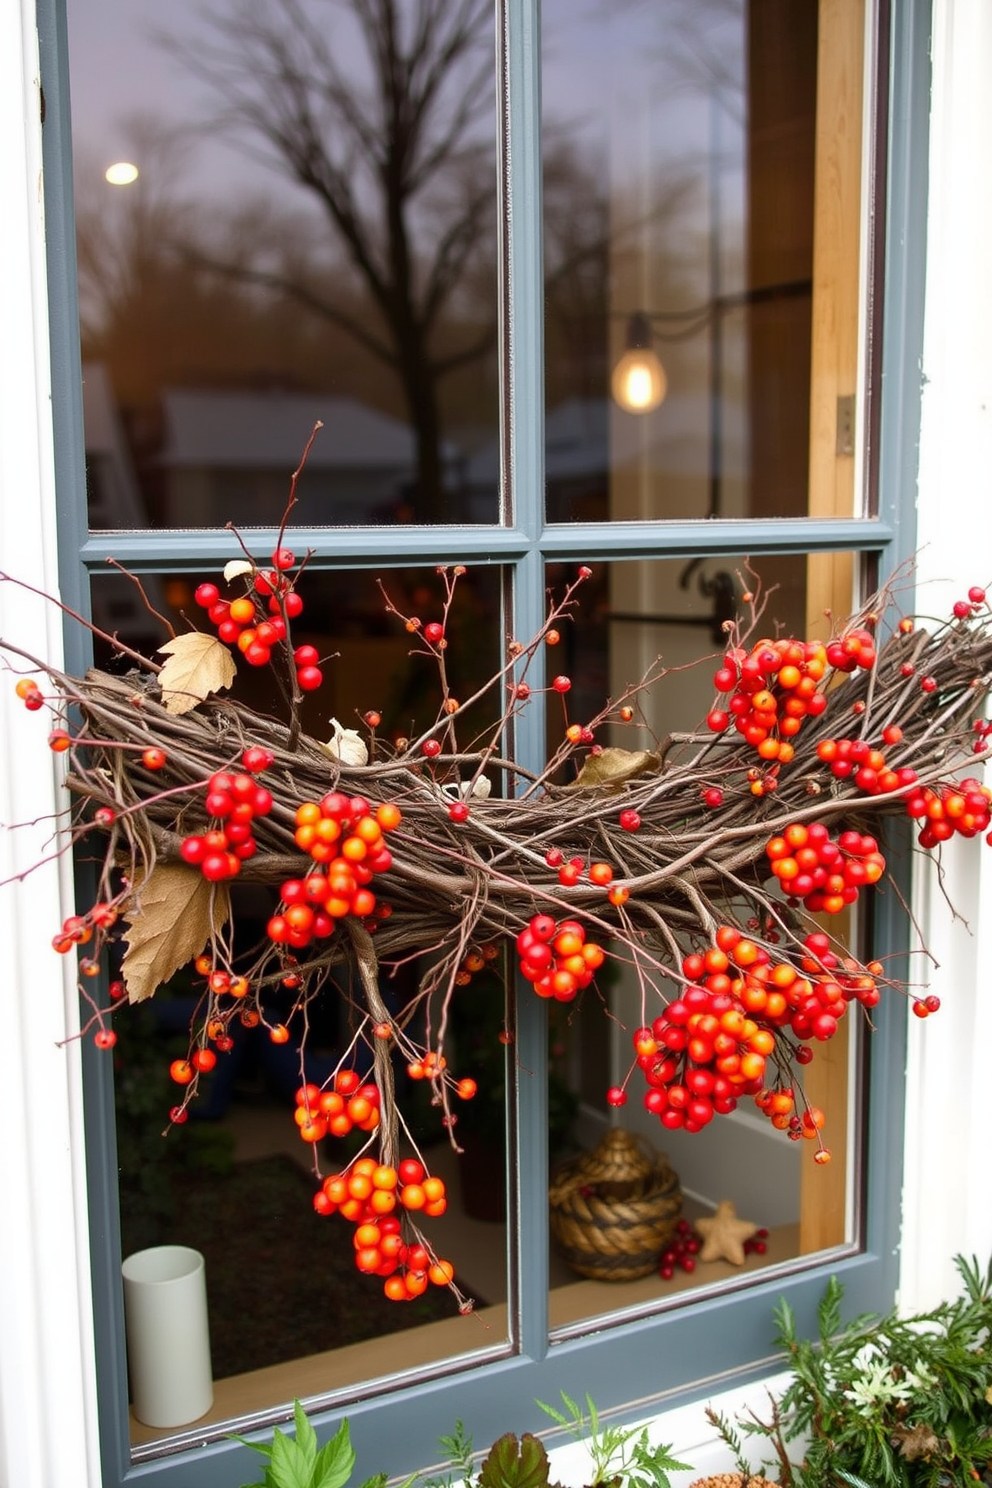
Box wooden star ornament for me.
[695,1200,759,1265]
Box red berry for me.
[283,591,304,619]
[606,1086,627,1107]
[94,1028,117,1050]
[424,622,445,644]
[619,809,641,831]
[552,676,571,693]
[578,566,592,579]
[242,746,274,773]
[706,709,729,733]
[545,848,563,867]
[448,800,470,822]
[702,787,724,808]
[194,582,220,608]
[422,738,442,758]
[297,665,323,691]
[968,586,986,604]
[953,600,972,620]
[294,644,319,667]
[142,747,166,770]
[271,547,295,570]
[94,806,116,827]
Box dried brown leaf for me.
[157,630,236,714]
[572,747,661,789]
[121,864,230,1003]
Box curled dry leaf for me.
[223,559,255,584]
[321,718,369,767]
[121,864,231,1003]
[157,630,237,715]
[572,746,661,789]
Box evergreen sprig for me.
[716,1256,992,1488]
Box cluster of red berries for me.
[707,637,830,758]
[542,850,630,905]
[314,1156,453,1301]
[616,926,886,1140]
[51,900,117,957]
[617,938,779,1133]
[267,795,400,946]
[655,1218,769,1279]
[193,550,326,690]
[765,822,885,914]
[824,626,877,673]
[951,585,986,620]
[516,913,607,1002]
[293,1072,380,1144]
[904,777,991,848]
[816,728,909,793]
[658,1219,703,1278]
[180,759,275,882]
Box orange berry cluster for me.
[270,793,401,945]
[766,822,885,914]
[905,776,992,848]
[816,732,912,794]
[314,1156,452,1301]
[516,913,607,1002]
[293,1071,380,1143]
[180,765,275,882]
[707,638,830,757]
[405,1048,478,1103]
[622,926,883,1144]
[453,940,500,986]
[627,931,779,1133]
[754,1086,828,1152]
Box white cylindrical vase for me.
[121,1245,213,1428]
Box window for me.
[39,0,930,1482]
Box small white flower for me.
[325,718,368,767]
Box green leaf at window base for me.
[234,1407,355,1488]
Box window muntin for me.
[41,0,921,1482]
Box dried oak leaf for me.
[157,630,236,715]
[571,747,661,790]
[121,864,231,1004]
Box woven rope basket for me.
[687,1476,782,1488]
[549,1129,682,1281]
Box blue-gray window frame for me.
[38,1,929,1483]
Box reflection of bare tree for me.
[162,0,495,520]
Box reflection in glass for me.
[70,1,500,529]
[89,565,510,1443]
[544,552,862,1336]
[543,1,865,523]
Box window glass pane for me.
[541,552,863,1336]
[87,564,511,1448]
[69,1,500,529]
[542,0,868,524]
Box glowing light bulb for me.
[611,345,667,414]
[105,162,139,186]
